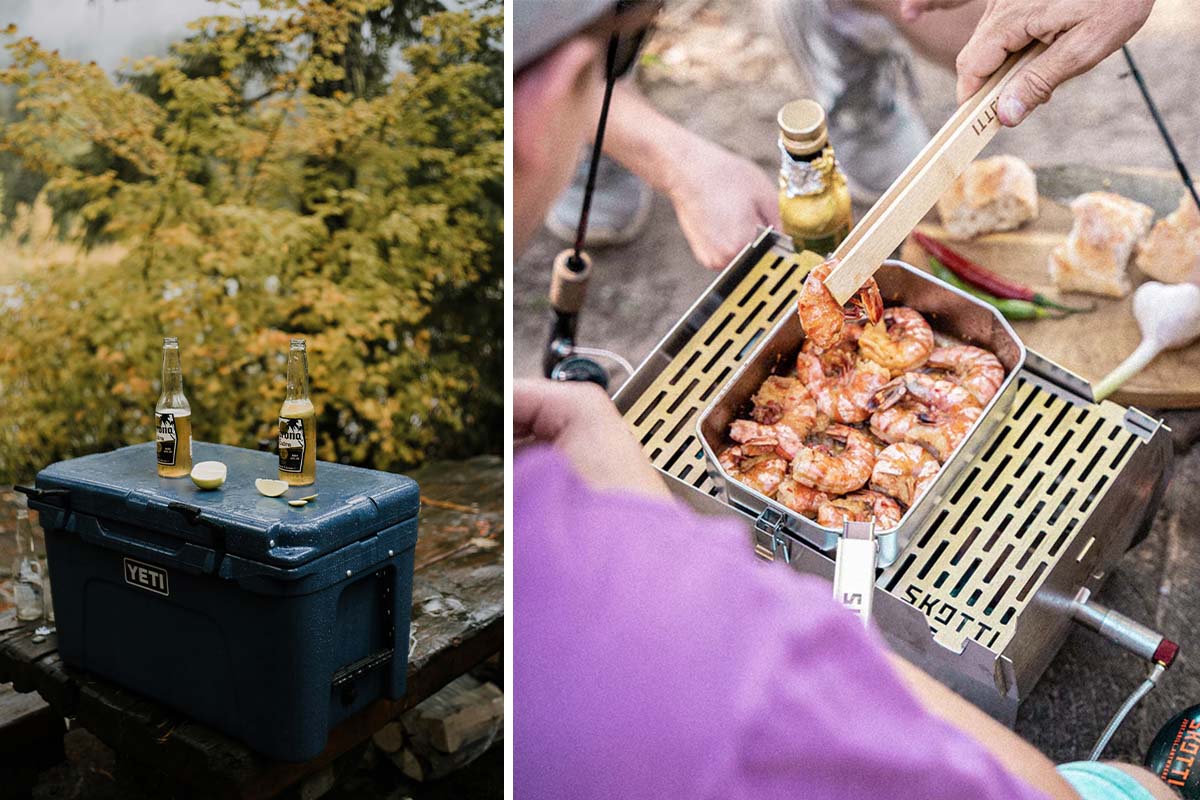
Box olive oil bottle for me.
[776,99,853,255]
[155,337,193,478]
[278,338,316,486]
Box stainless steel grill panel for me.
[621,247,825,497]
[880,377,1142,654]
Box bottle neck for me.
[159,347,186,407]
[285,348,310,402]
[784,148,821,164]
[15,512,30,554]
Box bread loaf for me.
[936,155,1038,240]
[1048,192,1153,298]
[1135,192,1200,283]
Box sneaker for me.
[545,153,654,247]
[771,0,930,204]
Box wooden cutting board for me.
[897,164,1200,410]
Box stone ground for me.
[515,0,1200,767]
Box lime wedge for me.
[255,479,289,497]
[190,461,227,490]
[288,499,308,507]
[299,494,318,502]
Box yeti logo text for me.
[124,558,169,596]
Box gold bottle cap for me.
[777,99,829,157]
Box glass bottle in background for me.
[156,337,193,478]
[776,99,854,255]
[12,509,43,622]
[278,338,316,486]
[41,566,54,626]
[37,514,54,627]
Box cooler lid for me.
[34,442,419,568]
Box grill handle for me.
[833,521,877,626]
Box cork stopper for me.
[549,249,592,313]
[777,99,829,157]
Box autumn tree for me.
[0,0,502,481]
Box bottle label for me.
[156,412,178,466]
[278,417,307,473]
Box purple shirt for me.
[514,445,1050,800]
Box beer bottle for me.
[776,99,854,255]
[12,509,43,622]
[278,338,316,486]
[155,336,193,478]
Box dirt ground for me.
[514,0,1200,766]
[516,0,1200,379]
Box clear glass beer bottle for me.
[12,509,43,622]
[278,338,316,486]
[155,337,193,478]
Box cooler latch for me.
[753,507,790,564]
[14,485,71,510]
[167,502,227,576]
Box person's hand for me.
[515,378,670,499]
[664,138,782,271]
[898,0,1154,126]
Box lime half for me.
[191,461,227,490]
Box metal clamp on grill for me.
[614,228,1174,724]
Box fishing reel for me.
[543,248,634,392]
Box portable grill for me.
[613,228,1173,723]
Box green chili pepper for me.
[931,260,1059,321]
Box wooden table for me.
[0,456,502,799]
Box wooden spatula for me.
[822,42,1049,305]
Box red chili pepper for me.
[911,230,1092,313]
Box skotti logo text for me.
[972,97,1000,136]
[123,557,169,596]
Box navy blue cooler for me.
[22,441,419,762]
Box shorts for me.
[1057,762,1160,800]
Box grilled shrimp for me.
[817,490,903,530]
[858,307,934,376]
[797,259,884,350]
[869,374,982,461]
[750,376,820,438]
[790,424,876,494]
[796,347,890,424]
[775,478,831,519]
[729,419,803,461]
[718,446,788,496]
[870,442,940,507]
[925,345,1004,405]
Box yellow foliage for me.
[0,2,502,482]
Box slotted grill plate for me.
[880,377,1141,654]
[622,248,823,495]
